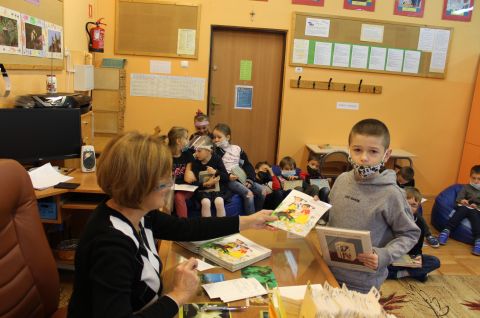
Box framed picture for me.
[442,0,474,21]
[292,0,325,6]
[394,0,426,18]
[343,0,376,12]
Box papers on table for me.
[195,258,216,271]
[174,184,198,192]
[202,277,268,303]
[28,163,73,190]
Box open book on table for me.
[316,226,375,273]
[177,233,271,272]
[269,189,331,237]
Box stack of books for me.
[277,284,323,317]
[177,233,271,272]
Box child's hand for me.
[267,167,274,175]
[229,174,238,181]
[470,203,478,209]
[460,199,469,205]
[313,195,319,201]
[287,175,297,181]
[358,252,378,270]
[206,166,216,174]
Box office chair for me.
[319,151,351,185]
[0,159,66,318]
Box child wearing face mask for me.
[327,118,420,293]
[189,110,214,141]
[212,123,266,214]
[276,156,320,199]
[438,165,480,256]
[255,161,283,209]
[167,127,196,218]
[189,136,230,217]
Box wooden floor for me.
[421,197,479,276]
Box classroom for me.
[0,0,479,317]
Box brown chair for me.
[319,151,351,185]
[0,159,66,318]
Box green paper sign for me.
[240,60,252,81]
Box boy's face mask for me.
[470,183,480,191]
[281,170,296,177]
[348,152,387,179]
[257,171,272,184]
[307,165,320,178]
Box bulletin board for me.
[291,12,453,79]
[0,0,64,70]
[115,0,200,59]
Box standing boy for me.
[327,119,420,293]
[438,165,480,256]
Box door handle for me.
[211,96,221,107]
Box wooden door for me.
[208,28,285,165]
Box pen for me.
[201,305,248,312]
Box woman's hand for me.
[239,210,278,231]
[166,258,199,306]
[358,252,378,270]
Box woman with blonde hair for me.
[68,131,276,318]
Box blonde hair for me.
[97,131,172,209]
[167,126,188,149]
[405,186,422,203]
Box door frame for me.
[207,25,287,164]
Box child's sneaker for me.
[473,239,480,256]
[426,235,440,248]
[438,229,450,245]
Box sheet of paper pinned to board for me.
[332,43,351,68]
[360,24,384,43]
[402,50,421,74]
[350,45,369,69]
[177,29,196,55]
[130,73,205,101]
[368,47,386,71]
[429,29,450,73]
[313,42,332,66]
[386,48,404,72]
[305,17,330,37]
[292,39,309,64]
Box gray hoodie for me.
[327,169,420,293]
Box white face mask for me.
[348,152,387,179]
[282,170,296,177]
[470,183,480,191]
[215,140,229,149]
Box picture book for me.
[316,226,375,273]
[179,303,231,318]
[230,165,247,185]
[199,170,220,192]
[200,273,225,284]
[241,265,278,289]
[177,234,271,272]
[309,178,330,190]
[282,179,303,191]
[392,254,422,268]
[269,190,331,237]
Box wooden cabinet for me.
[81,111,94,145]
[92,68,126,153]
[458,57,480,183]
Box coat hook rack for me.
[290,77,382,94]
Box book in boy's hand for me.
[230,165,248,185]
[392,254,422,268]
[316,226,375,273]
[199,170,220,192]
[269,190,331,237]
[282,179,303,191]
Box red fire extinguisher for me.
[86,18,106,53]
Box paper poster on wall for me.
[177,29,196,55]
[350,45,369,69]
[368,47,386,70]
[240,60,252,81]
[313,42,332,66]
[386,48,404,72]
[332,43,351,68]
[394,0,425,18]
[442,0,474,22]
[360,24,384,43]
[0,6,22,55]
[305,18,330,37]
[234,85,253,110]
[22,14,45,57]
[45,22,63,59]
[430,29,450,73]
[344,0,376,12]
[417,28,434,51]
[150,60,171,74]
[402,50,421,73]
[130,74,205,101]
[25,0,40,5]
[292,39,309,64]
[292,0,324,6]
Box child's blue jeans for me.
[228,180,265,214]
[387,254,440,281]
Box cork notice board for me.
[291,12,453,79]
[115,0,200,59]
[1,0,64,70]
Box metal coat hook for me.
[343,84,346,91]
[312,81,316,89]
[358,79,363,92]
[373,86,376,93]
[328,78,332,90]
[297,76,302,88]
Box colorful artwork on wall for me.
[394,0,426,18]
[292,0,325,6]
[442,0,474,21]
[344,0,376,12]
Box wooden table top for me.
[35,169,102,199]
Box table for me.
[306,144,416,167]
[159,229,338,317]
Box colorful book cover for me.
[200,273,225,284]
[269,190,331,237]
[241,265,278,289]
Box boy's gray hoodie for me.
[327,169,420,293]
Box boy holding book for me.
[387,187,441,282]
[327,119,420,293]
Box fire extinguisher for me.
[86,18,106,53]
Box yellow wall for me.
[3,0,480,196]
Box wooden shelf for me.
[61,202,98,210]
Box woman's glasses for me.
[153,179,174,192]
